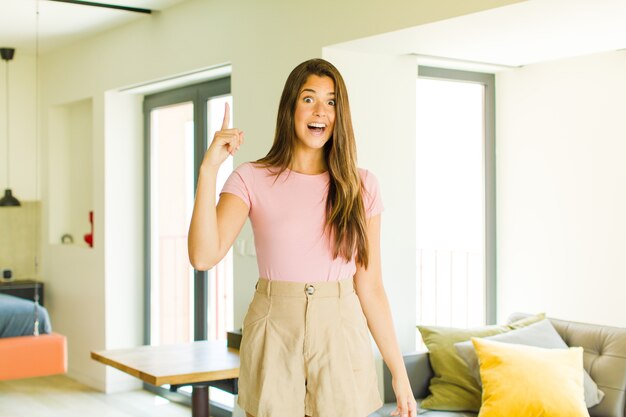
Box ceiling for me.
[0,0,186,54]
[5,0,626,68]
[331,0,626,71]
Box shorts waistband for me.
[255,277,355,297]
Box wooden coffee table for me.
[91,340,240,417]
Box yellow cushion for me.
[472,338,589,417]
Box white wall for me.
[103,91,144,391]
[35,0,523,392]
[48,98,93,246]
[496,50,626,327]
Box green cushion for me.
[417,313,545,412]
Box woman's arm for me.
[188,170,248,270]
[188,103,248,270]
[354,214,417,417]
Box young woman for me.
[188,59,417,417]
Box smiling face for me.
[293,74,336,152]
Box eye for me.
[303,97,313,103]
[327,99,336,106]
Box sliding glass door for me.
[143,78,232,347]
[148,99,195,345]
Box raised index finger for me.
[221,102,230,130]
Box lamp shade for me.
[0,189,21,206]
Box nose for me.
[313,101,325,117]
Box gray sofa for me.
[370,314,626,417]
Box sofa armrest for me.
[382,351,433,403]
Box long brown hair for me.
[256,58,370,268]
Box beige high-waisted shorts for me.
[236,277,383,417]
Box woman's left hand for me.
[390,376,418,417]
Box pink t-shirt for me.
[220,162,384,282]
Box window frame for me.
[417,66,496,324]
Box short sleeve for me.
[361,169,384,218]
[220,162,253,208]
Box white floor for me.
[0,375,193,417]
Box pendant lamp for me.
[0,47,20,207]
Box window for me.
[416,67,496,346]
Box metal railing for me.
[416,247,485,349]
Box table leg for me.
[192,385,209,417]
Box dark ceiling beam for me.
[47,0,152,14]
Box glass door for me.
[149,100,195,345]
[143,78,231,347]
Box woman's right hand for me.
[202,102,244,169]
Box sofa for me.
[371,314,626,417]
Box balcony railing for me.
[416,247,485,350]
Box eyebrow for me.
[300,88,335,96]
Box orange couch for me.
[0,333,67,380]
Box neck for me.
[291,147,327,174]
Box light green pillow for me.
[417,313,545,412]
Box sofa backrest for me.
[509,313,626,417]
[382,350,433,404]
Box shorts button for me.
[306,285,315,295]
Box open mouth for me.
[307,122,326,135]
